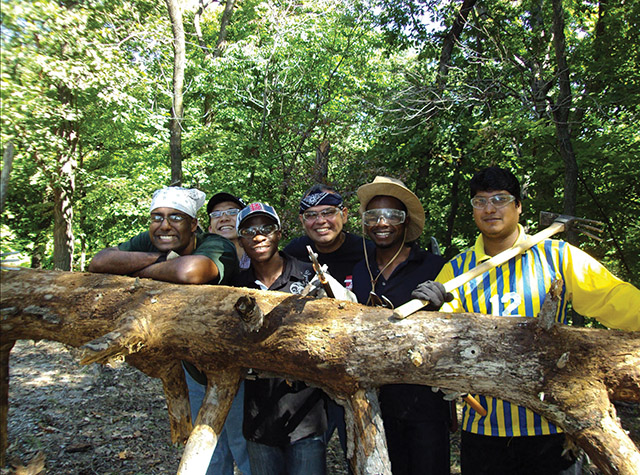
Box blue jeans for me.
[184,367,252,475]
[246,435,326,475]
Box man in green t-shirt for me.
[88,186,238,284]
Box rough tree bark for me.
[0,141,15,214]
[551,0,579,220]
[1,269,639,474]
[165,0,186,186]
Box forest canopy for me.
[2,0,639,289]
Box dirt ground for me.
[3,340,639,474]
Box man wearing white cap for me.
[351,176,451,475]
[89,186,238,284]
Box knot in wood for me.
[408,348,424,367]
[234,295,264,332]
[556,352,570,368]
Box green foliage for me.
[1,0,638,289]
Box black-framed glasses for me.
[362,208,406,227]
[367,291,394,309]
[301,207,342,222]
[470,194,516,209]
[238,223,280,238]
[150,213,189,225]
[209,209,240,219]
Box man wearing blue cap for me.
[234,202,327,475]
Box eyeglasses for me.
[209,209,240,219]
[150,213,189,225]
[301,207,342,223]
[470,194,516,209]
[362,208,406,227]
[367,292,394,309]
[238,223,280,238]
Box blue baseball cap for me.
[236,202,281,231]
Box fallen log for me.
[1,268,639,474]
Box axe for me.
[392,212,604,320]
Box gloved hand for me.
[411,280,453,310]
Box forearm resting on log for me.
[1,269,639,475]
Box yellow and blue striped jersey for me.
[436,224,640,437]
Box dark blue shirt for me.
[352,243,450,421]
[284,232,375,290]
[233,253,327,446]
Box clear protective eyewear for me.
[367,291,394,309]
[238,223,280,239]
[362,208,406,227]
[301,206,342,222]
[470,194,516,210]
[150,213,189,225]
[209,209,240,219]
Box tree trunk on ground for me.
[165,0,186,186]
[1,269,639,474]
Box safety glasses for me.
[150,213,189,225]
[470,194,515,209]
[301,206,343,223]
[362,208,406,227]
[209,209,240,219]
[238,223,280,239]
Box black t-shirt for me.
[232,253,327,446]
[283,232,374,290]
[352,243,450,421]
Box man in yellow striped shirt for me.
[414,166,640,474]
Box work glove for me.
[411,280,453,310]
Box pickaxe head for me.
[539,212,605,241]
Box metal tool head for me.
[539,212,605,241]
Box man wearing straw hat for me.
[351,176,451,475]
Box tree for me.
[165,0,187,185]
[1,269,639,474]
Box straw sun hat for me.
[357,176,425,242]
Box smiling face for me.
[472,190,522,243]
[299,203,348,252]
[239,215,281,263]
[208,201,243,240]
[148,207,197,255]
[364,196,408,250]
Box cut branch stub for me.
[80,311,149,365]
[234,295,264,332]
[538,278,564,330]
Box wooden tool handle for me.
[464,395,487,417]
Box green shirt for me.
[117,230,238,285]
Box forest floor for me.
[3,340,639,474]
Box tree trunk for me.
[52,152,77,271]
[196,0,237,125]
[0,141,15,214]
[551,0,578,221]
[1,269,639,475]
[436,0,477,89]
[165,0,186,186]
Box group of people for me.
[88,166,640,475]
